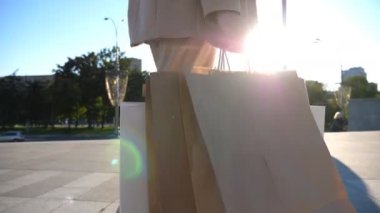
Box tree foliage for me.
[0,47,148,129]
[51,58,81,128]
[125,70,148,102]
[305,76,379,131]
[305,81,335,129]
[305,81,325,105]
[0,75,25,128]
[24,80,52,127]
[342,76,378,98]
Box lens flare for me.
[120,139,143,179]
[111,158,118,166]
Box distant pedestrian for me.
[331,111,345,132]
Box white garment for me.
[128,0,257,49]
[149,38,215,73]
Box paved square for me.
[0,140,119,213]
[0,132,378,212]
[325,131,380,213]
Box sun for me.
[243,26,296,73]
[216,0,323,75]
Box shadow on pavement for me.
[334,158,380,213]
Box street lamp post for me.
[282,0,287,71]
[282,0,287,26]
[104,17,122,136]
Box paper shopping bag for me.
[146,72,225,213]
[186,71,355,213]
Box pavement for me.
[0,140,120,213]
[0,131,378,213]
[325,131,380,213]
[24,134,117,142]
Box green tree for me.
[0,75,25,128]
[305,80,345,130]
[24,80,52,127]
[52,58,81,129]
[125,70,149,102]
[98,47,126,71]
[49,47,145,129]
[325,92,341,129]
[305,81,326,105]
[342,76,378,98]
[72,104,87,128]
[94,96,109,128]
[74,52,104,128]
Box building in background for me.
[129,58,142,71]
[20,75,54,84]
[348,99,380,131]
[341,67,367,82]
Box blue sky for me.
[0,0,131,76]
[1,0,380,89]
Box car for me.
[0,131,25,142]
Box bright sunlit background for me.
[233,0,380,90]
[1,0,379,91]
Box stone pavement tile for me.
[5,171,60,186]
[3,172,87,198]
[38,187,89,200]
[0,185,23,195]
[64,173,116,188]
[31,160,118,173]
[7,159,52,171]
[77,176,119,202]
[2,198,66,213]
[101,200,120,213]
[0,197,30,212]
[51,200,110,213]
[0,170,33,183]
[0,171,11,176]
[0,159,27,170]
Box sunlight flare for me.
[244,26,293,73]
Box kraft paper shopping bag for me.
[146,72,224,213]
[186,71,354,213]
